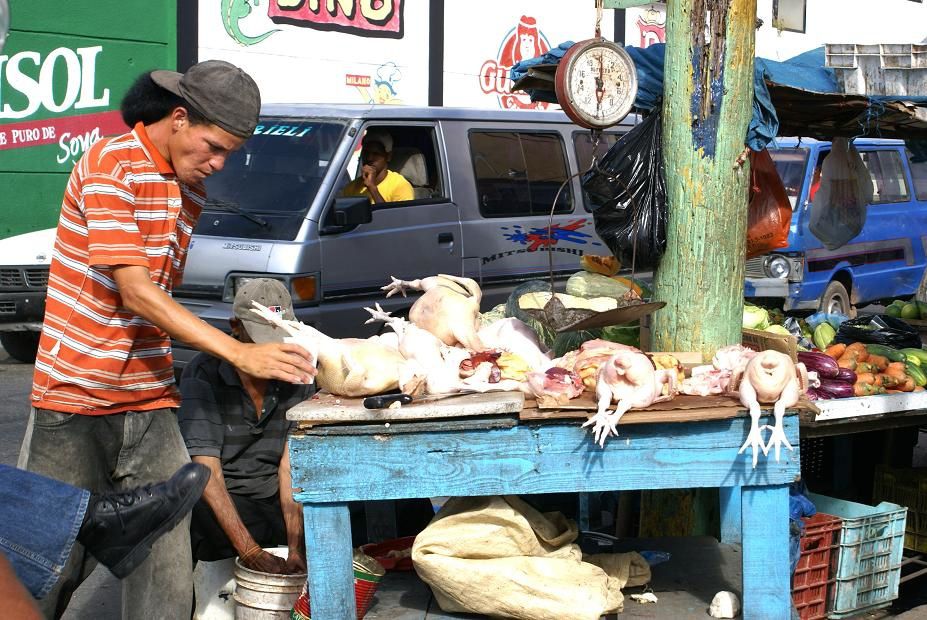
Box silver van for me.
[173,105,633,365]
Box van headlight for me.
[223,273,320,304]
[764,255,791,279]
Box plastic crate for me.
[792,512,842,620]
[872,465,927,553]
[807,493,906,619]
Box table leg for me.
[741,484,791,619]
[719,486,742,544]
[303,502,357,620]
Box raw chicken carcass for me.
[736,350,808,467]
[251,302,406,397]
[382,275,484,350]
[680,365,733,396]
[583,351,678,447]
[571,339,640,389]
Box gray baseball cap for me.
[151,60,261,139]
[232,278,295,344]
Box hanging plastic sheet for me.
[581,110,666,271]
[808,137,872,250]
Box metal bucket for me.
[233,549,307,620]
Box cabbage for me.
[505,281,556,349]
[743,304,770,330]
[480,304,507,327]
[764,324,791,336]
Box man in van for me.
[179,279,311,576]
[341,130,414,203]
[19,61,316,618]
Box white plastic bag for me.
[809,138,873,250]
[411,496,651,620]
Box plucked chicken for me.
[382,275,484,350]
[735,350,808,467]
[251,302,406,397]
[583,350,678,447]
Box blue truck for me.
[747,137,927,315]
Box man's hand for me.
[285,549,307,574]
[232,342,317,384]
[361,165,378,189]
[241,548,289,574]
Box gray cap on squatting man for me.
[150,59,261,138]
[233,279,296,344]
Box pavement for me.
[1,345,925,619]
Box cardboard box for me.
[742,328,798,362]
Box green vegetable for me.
[743,304,770,330]
[565,271,631,299]
[505,281,555,349]
[764,325,791,336]
[812,323,836,351]
[865,344,905,363]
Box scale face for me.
[554,39,638,129]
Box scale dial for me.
[554,39,638,129]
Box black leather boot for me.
[77,462,210,578]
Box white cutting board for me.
[287,391,524,423]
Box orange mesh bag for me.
[746,148,792,259]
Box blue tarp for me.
[511,43,927,151]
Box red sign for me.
[346,74,372,87]
[478,15,551,110]
[0,110,126,154]
[269,0,403,38]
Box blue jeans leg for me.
[0,464,90,599]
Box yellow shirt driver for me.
[341,130,414,204]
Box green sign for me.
[0,1,177,239]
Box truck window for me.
[768,147,809,208]
[573,131,620,212]
[907,152,927,201]
[199,119,347,241]
[469,131,573,217]
[859,150,910,203]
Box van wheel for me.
[0,331,40,363]
[819,281,855,318]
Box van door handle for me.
[438,232,454,251]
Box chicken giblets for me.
[583,350,678,447]
[382,275,484,351]
[736,350,808,467]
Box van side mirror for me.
[332,196,372,227]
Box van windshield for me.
[196,119,348,240]
[768,147,810,208]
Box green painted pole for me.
[651,0,757,360]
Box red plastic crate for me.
[792,512,842,620]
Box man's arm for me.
[192,455,287,573]
[277,448,306,573]
[0,553,41,619]
[112,265,314,383]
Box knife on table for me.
[362,391,478,409]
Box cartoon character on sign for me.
[366,62,403,104]
[479,15,551,110]
[637,6,666,48]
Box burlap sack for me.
[411,495,650,620]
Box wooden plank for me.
[288,391,524,424]
[719,486,742,544]
[742,484,791,619]
[289,415,800,503]
[302,502,356,620]
[812,391,927,421]
[296,416,517,436]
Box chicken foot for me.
[583,393,634,448]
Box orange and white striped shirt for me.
[31,122,205,415]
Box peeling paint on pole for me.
[651,0,757,360]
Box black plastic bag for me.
[581,111,666,271]
[835,314,922,349]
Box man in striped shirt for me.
[19,61,316,618]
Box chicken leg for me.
[381,275,484,351]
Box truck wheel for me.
[819,281,855,317]
[0,332,40,363]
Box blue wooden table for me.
[288,411,800,619]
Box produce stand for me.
[286,397,800,619]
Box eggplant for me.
[817,378,855,399]
[834,367,857,383]
[797,351,840,379]
[805,387,823,401]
